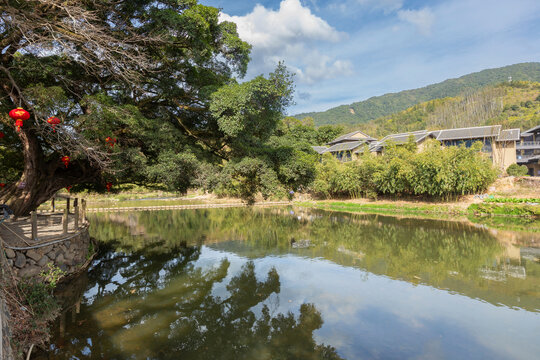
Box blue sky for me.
[204,0,540,115]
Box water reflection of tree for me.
[51,243,342,360]
[87,208,540,311]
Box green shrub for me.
[18,280,58,318]
[216,158,285,204]
[506,163,529,176]
[310,140,497,199]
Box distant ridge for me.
[295,62,540,126]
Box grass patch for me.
[296,200,539,232]
[299,201,466,215]
[468,203,540,217]
[483,197,540,204]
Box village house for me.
[321,125,529,172]
[312,130,377,161]
[517,125,540,176]
[362,130,436,155]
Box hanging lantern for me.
[0,131,4,139]
[0,183,5,189]
[47,117,61,132]
[105,136,117,148]
[66,185,72,192]
[106,182,112,192]
[61,155,70,168]
[9,107,30,132]
[15,120,24,132]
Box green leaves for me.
[311,140,497,199]
[146,151,199,193]
[210,64,294,155]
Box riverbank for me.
[297,199,539,232]
[0,196,96,359]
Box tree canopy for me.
[0,0,300,214]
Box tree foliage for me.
[506,164,529,177]
[311,140,497,199]
[0,0,297,214]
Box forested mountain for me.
[352,81,540,137]
[295,62,540,126]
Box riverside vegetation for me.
[1,0,539,216]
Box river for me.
[43,207,539,359]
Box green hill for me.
[295,62,540,126]
[354,81,540,138]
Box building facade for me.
[517,125,540,176]
[319,125,533,173]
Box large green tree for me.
[0,0,269,215]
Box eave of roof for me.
[325,141,365,152]
[311,146,328,154]
[522,124,540,135]
[435,125,502,141]
[327,130,377,145]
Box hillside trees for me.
[0,0,265,215]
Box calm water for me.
[46,208,540,360]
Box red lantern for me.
[105,136,117,148]
[47,117,61,132]
[61,155,70,168]
[9,107,30,132]
[15,120,23,132]
[66,185,72,192]
[0,132,4,139]
[0,183,5,189]
[106,182,112,192]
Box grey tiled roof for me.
[497,128,520,141]
[325,141,365,152]
[378,130,430,144]
[435,125,501,141]
[311,146,328,154]
[327,130,377,145]
[522,124,540,135]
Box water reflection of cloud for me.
[195,247,540,360]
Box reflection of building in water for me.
[520,247,540,262]
[478,230,538,282]
[480,265,527,282]
[290,239,312,249]
[337,246,365,260]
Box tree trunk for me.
[0,128,99,216]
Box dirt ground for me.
[486,176,540,198]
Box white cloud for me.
[294,56,354,84]
[398,8,435,35]
[220,0,351,83]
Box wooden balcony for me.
[517,141,540,150]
